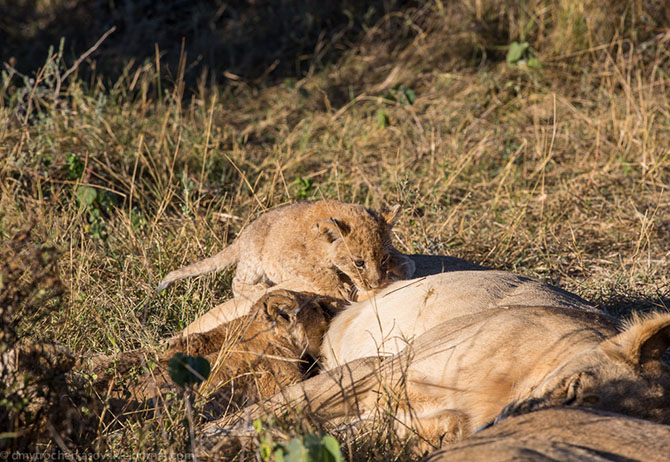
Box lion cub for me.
[157,200,414,300]
[85,290,344,406]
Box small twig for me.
[54,26,117,96]
[213,212,242,222]
[223,153,266,210]
[199,93,217,197]
[3,62,28,80]
[31,174,127,198]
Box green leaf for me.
[376,110,389,128]
[506,41,529,64]
[260,442,273,461]
[404,87,416,104]
[167,353,211,387]
[76,186,97,208]
[294,177,313,200]
[303,433,322,460]
[321,435,343,462]
[273,433,341,462]
[253,418,263,433]
[283,438,308,462]
[383,91,396,101]
[65,152,85,179]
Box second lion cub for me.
[157,200,414,300]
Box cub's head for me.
[496,312,670,425]
[313,204,402,291]
[262,290,343,358]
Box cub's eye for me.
[354,260,366,268]
[380,254,389,265]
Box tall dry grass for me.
[1,0,669,459]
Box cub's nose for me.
[368,272,384,288]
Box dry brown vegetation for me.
[1,0,669,460]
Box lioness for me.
[423,407,670,462]
[210,308,670,450]
[156,200,415,300]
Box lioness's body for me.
[424,408,670,462]
[321,271,597,368]
[214,307,670,449]
[157,200,414,300]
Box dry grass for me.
[1,0,669,459]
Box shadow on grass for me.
[0,0,413,87]
[596,289,670,364]
[599,293,670,319]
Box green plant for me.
[64,152,85,180]
[277,434,343,462]
[376,110,390,128]
[254,419,343,462]
[384,83,416,105]
[294,177,314,200]
[74,186,110,240]
[506,41,541,68]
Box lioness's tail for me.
[156,241,240,293]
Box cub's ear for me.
[313,218,350,243]
[381,204,401,226]
[603,313,670,367]
[263,299,297,326]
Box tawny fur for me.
[156,200,415,300]
[320,270,597,369]
[180,269,594,338]
[214,308,670,451]
[425,408,670,462]
[86,290,344,408]
[177,254,488,336]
